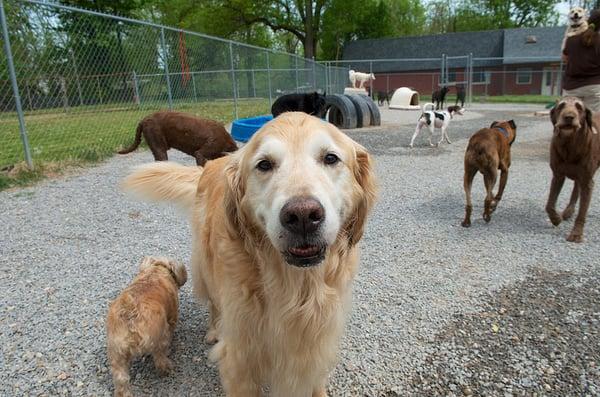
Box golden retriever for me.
[106,256,188,397]
[121,112,377,396]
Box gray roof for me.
[341,27,564,71]
[502,26,564,64]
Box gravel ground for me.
[1,104,600,396]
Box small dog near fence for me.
[455,84,466,108]
[410,103,464,148]
[462,120,517,227]
[107,256,187,397]
[545,97,600,243]
[432,86,449,110]
[377,91,393,106]
[118,111,238,166]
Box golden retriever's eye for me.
[575,102,583,112]
[323,153,340,165]
[256,159,273,172]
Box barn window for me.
[472,70,491,83]
[516,69,532,85]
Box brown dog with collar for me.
[462,120,517,227]
[546,96,600,243]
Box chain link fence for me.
[0,0,348,169]
[1,0,564,171]
[326,55,563,106]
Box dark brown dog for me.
[119,111,238,166]
[546,97,600,243]
[462,120,517,227]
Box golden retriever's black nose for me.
[564,115,575,124]
[280,197,324,235]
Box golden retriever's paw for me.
[566,232,583,243]
[483,213,491,223]
[461,219,471,228]
[312,388,328,397]
[204,328,219,344]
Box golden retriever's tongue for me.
[289,245,320,257]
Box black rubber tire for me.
[345,94,371,128]
[358,94,381,126]
[325,94,357,129]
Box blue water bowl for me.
[231,115,273,143]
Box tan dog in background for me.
[462,120,517,227]
[107,256,187,397]
[122,112,376,397]
[546,97,600,243]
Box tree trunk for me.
[304,0,315,59]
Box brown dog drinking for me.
[546,97,600,243]
[462,120,517,227]
[119,111,238,166]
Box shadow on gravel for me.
[344,128,451,157]
[407,268,600,395]
[418,193,550,236]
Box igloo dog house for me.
[389,87,420,110]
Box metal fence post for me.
[468,53,474,105]
[160,27,173,109]
[0,0,32,167]
[369,61,373,97]
[295,56,299,92]
[229,42,238,120]
[441,54,446,86]
[132,71,141,106]
[251,70,256,98]
[266,51,273,107]
[311,58,317,91]
[70,50,84,106]
[324,61,329,94]
[191,72,198,102]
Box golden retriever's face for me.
[551,97,593,138]
[226,112,375,267]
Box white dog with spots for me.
[409,103,464,148]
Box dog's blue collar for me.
[494,126,510,139]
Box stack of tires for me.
[325,94,381,129]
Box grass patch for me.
[0,98,269,190]
[473,95,559,104]
[0,162,62,191]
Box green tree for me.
[427,0,560,34]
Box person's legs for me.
[563,84,600,112]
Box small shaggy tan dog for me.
[122,112,377,396]
[106,256,187,397]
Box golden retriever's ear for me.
[223,158,246,238]
[347,144,377,247]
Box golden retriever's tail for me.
[121,162,203,212]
